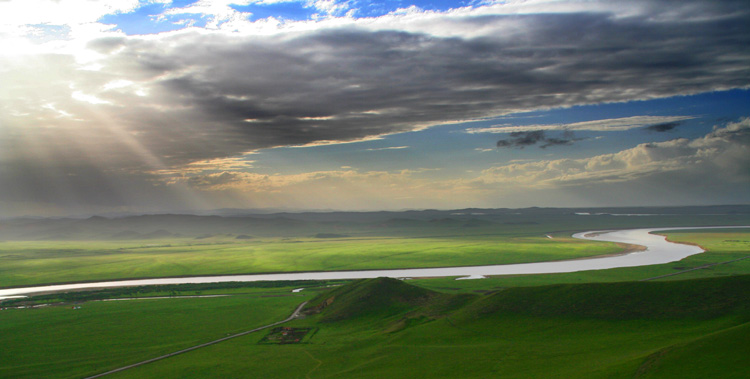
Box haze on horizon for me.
[1,0,749,218]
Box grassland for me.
[1,215,748,378]
[411,228,750,292]
[0,235,620,288]
[1,208,748,288]
[0,285,320,379]
[2,227,747,378]
[97,276,750,379]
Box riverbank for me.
[3,226,746,300]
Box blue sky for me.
[98,0,476,35]
[256,90,750,176]
[0,0,748,216]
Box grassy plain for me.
[0,287,317,379]
[0,235,620,288]
[2,226,748,378]
[2,209,748,288]
[1,214,748,378]
[102,276,750,379]
[411,229,750,292]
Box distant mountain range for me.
[0,205,747,241]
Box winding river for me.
[1,226,747,300]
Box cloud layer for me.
[0,0,749,214]
[468,116,697,134]
[479,118,750,188]
[140,118,750,210]
[4,2,749,164]
[496,130,580,149]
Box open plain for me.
[1,208,749,378]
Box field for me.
[0,235,622,288]
[2,208,748,288]
[1,210,749,378]
[412,229,750,291]
[81,276,750,379]
[0,285,321,379]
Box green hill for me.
[454,275,750,321]
[283,275,750,378]
[5,275,750,378]
[304,277,442,322]
[307,275,750,325]
[633,321,750,378]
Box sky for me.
[0,0,748,217]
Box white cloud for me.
[157,0,353,30]
[0,0,145,26]
[467,115,697,134]
[476,118,750,188]
[365,146,410,151]
[307,0,351,17]
[160,0,255,29]
[1,0,748,214]
[150,156,256,177]
[71,91,111,105]
[148,166,474,211]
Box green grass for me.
[3,274,749,378]
[0,235,620,287]
[0,291,314,379]
[2,227,748,378]
[102,275,750,379]
[410,229,750,292]
[632,321,750,378]
[303,277,440,323]
[653,230,750,280]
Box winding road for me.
[1,226,748,300]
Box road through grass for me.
[0,291,315,379]
[103,276,750,379]
[85,301,310,379]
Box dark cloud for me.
[86,37,126,54]
[1,0,750,213]
[0,159,191,214]
[65,1,748,167]
[497,131,578,149]
[646,122,682,132]
[497,131,546,148]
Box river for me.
[1,226,747,300]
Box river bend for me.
[1,226,747,299]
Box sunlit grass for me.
[410,229,750,291]
[0,236,620,287]
[2,230,748,378]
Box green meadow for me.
[412,229,750,291]
[0,229,747,378]
[1,208,747,288]
[0,288,319,379]
[0,235,619,287]
[94,276,749,379]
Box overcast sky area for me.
[1,0,748,217]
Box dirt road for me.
[84,301,308,378]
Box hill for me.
[277,275,750,378]
[303,277,442,322]
[4,275,750,378]
[454,275,750,321]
